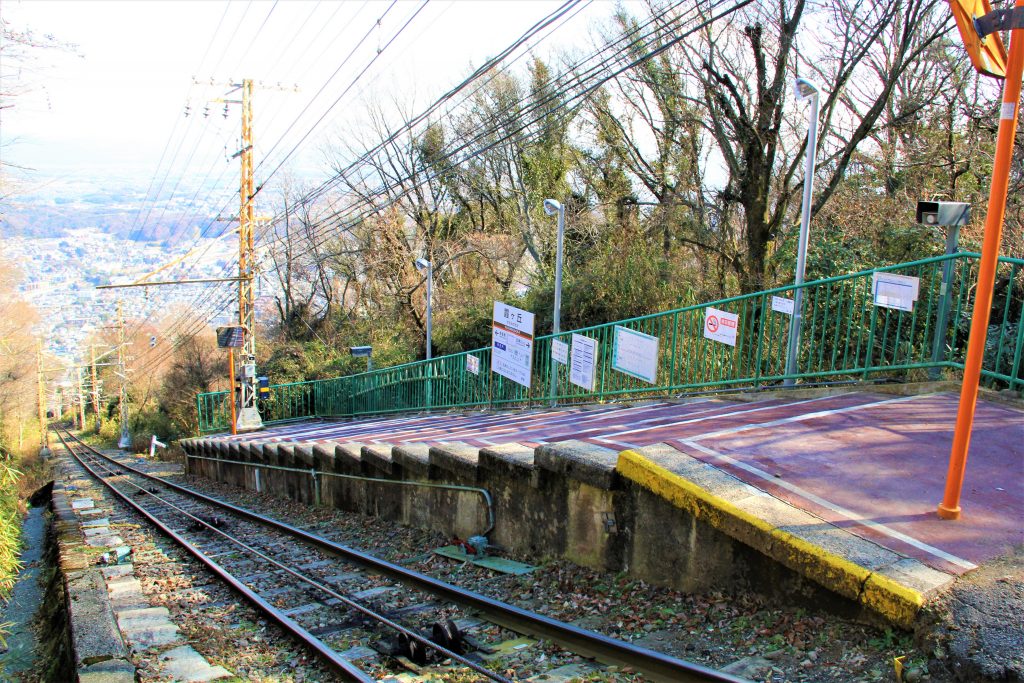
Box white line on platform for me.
[601,393,851,439]
[413,401,670,443]
[680,438,977,570]
[690,394,926,442]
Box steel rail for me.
[61,431,747,683]
[55,429,376,683]
[57,429,511,683]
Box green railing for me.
[197,380,318,436]
[197,252,1024,433]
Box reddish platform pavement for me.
[217,390,1023,575]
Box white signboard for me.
[570,334,599,391]
[466,354,480,375]
[872,272,920,312]
[491,301,534,388]
[704,307,739,347]
[611,326,659,384]
[492,301,535,336]
[551,339,569,364]
[771,295,794,315]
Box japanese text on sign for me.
[466,354,480,375]
[704,307,739,347]
[551,339,569,364]
[491,301,534,388]
[771,296,794,315]
[492,301,535,336]
[872,272,919,312]
[570,334,598,391]
[611,326,659,384]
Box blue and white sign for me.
[491,301,535,388]
[872,272,920,312]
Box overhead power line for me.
[264,0,737,266]
[131,0,751,375]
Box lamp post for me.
[916,201,970,379]
[414,258,433,361]
[543,198,565,403]
[784,78,822,386]
[415,257,434,410]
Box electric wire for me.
[133,0,698,370]
[264,0,721,264]
[253,0,424,187]
[124,1,441,369]
[130,0,749,376]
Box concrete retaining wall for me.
[179,435,851,614]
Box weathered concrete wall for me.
[180,434,851,614]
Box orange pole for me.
[938,1,1024,520]
[229,350,238,436]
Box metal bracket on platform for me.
[975,7,1024,38]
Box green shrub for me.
[0,459,22,601]
[97,417,121,446]
[527,228,699,333]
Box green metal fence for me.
[197,252,1024,433]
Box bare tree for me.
[598,0,949,292]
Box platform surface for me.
[212,390,1023,577]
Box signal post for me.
[37,345,50,457]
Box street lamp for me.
[543,198,565,403]
[414,258,433,361]
[784,78,822,386]
[414,257,434,411]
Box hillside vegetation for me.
[63,1,1024,444]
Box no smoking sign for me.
[703,307,738,347]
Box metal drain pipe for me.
[184,453,496,537]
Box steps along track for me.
[56,428,746,683]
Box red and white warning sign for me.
[704,306,739,347]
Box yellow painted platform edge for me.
[617,449,923,628]
[862,572,925,629]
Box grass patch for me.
[0,458,25,600]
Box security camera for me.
[916,201,970,227]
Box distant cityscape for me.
[7,226,247,363]
[1,171,284,365]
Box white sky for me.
[2,0,612,190]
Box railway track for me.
[56,428,747,682]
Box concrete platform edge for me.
[51,471,136,681]
[617,446,955,628]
